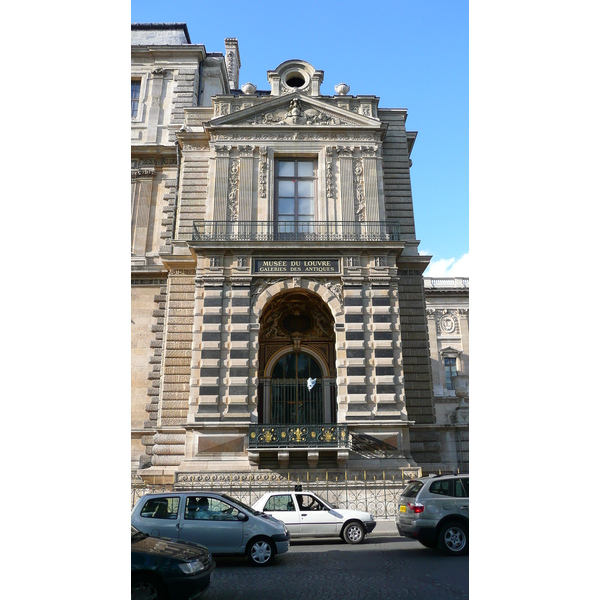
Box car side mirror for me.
[237,512,249,521]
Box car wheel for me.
[247,537,275,566]
[438,521,468,555]
[342,521,366,544]
[131,575,165,600]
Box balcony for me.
[191,220,402,243]
[249,424,348,449]
[248,423,350,469]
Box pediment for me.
[207,93,381,129]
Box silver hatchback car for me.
[132,492,290,566]
[395,474,469,555]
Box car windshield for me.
[220,493,261,516]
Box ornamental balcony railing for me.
[248,424,349,449]
[191,220,402,242]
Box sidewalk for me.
[374,520,398,536]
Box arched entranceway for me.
[258,290,336,425]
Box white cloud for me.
[423,252,469,277]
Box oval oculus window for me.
[285,73,306,88]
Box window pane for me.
[265,495,294,511]
[140,497,180,519]
[402,482,424,498]
[297,161,313,177]
[298,198,314,215]
[284,354,296,378]
[278,161,295,176]
[277,220,294,234]
[131,80,141,99]
[429,481,452,496]
[278,180,294,197]
[455,479,468,498]
[309,356,322,378]
[297,180,313,197]
[273,359,284,378]
[297,353,309,378]
[278,198,294,215]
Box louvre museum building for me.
[131,24,469,487]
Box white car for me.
[252,490,376,544]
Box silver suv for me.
[395,474,469,555]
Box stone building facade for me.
[131,24,468,485]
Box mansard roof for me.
[131,23,191,45]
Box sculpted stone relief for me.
[238,98,355,127]
[227,159,240,221]
[435,309,460,335]
[259,292,334,342]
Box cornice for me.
[131,45,207,61]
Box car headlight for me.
[178,559,205,575]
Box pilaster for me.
[131,168,155,256]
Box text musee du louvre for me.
[254,258,339,273]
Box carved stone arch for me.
[264,345,330,379]
[251,277,343,325]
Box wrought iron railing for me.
[270,379,324,424]
[191,220,402,242]
[249,423,349,448]
[131,468,425,517]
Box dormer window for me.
[268,60,324,96]
[285,73,306,88]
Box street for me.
[202,522,468,600]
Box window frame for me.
[274,158,317,235]
[131,79,142,119]
[444,356,458,390]
[139,496,180,519]
[131,75,147,123]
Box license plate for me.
[399,505,406,513]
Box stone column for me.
[362,146,381,223]
[238,146,255,232]
[197,276,225,420]
[213,146,231,224]
[344,278,371,419]
[458,309,469,375]
[131,168,155,256]
[337,146,355,225]
[426,309,442,390]
[225,277,253,421]
[146,69,165,144]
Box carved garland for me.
[325,146,334,199]
[228,159,240,221]
[353,158,365,221]
[259,147,268,198]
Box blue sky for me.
[132,0,469,276]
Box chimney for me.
[224,38,241,90]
